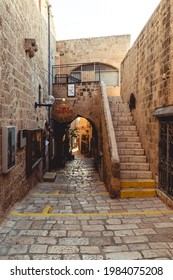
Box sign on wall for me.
[2,126,16,173]
[52,100,77,123]
[68,84,75,97]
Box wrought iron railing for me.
[52,62,102,84]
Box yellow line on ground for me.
[42,205,53,214]
[32,191,109,197]
[10,210,173,217]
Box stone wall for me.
[52,81,120,195]
[56,35,131,96]
[120,0,173,182]
[0,0,56,219]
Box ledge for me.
[153,106,173,117]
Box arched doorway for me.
[52,117,98,168]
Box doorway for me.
[70,117,96,159]
[159,117,173,198]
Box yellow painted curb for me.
[120,189,157,198]
[120,181,156,188]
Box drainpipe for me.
[48,4,51,171]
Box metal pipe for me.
[48,4,51,171]
[48,4,51,97]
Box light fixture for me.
[35,95,55,108]
[55,97,66,102]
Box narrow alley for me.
[0,155,173,260]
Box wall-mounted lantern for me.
[35,95,55,109]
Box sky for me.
[49,0,161,45]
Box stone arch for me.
[52,113,100,168]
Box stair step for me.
[119,155,147,163]
[120,188,157,198]
[43,172,57,182]
[115,131,138,137]
[120,163,150,171]
[117,142,142,149]
[120,179,155,188]
[116,136,140,142]
[120,170,153,179]
[111,112,132,117]
[113,116,133,121]
[113,121,135,126]
[118,149,145,155]
[115,126,137,131]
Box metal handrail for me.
[52,62,101,84]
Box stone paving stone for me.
[106,224,139,230]
[102,231,114,236]
[48,246,79,254]
[62,254,80,260]
[84,231,101,237]
[0,245,9,255]
[154,222,173,228]
[67,231,83,237]
[103,245,129,253]
[29,244,48,254]
[37,237,57,244]
[82,255,104,260]
[105,251,142,260]
[19,230,48,236]
[149,242,169,249]
[122,236,149,243]
[90,237,113,246]
[4,236,35,245]
[141,249,172,259]
[133,228,157,235]
[33,255,61,260]
[121,218,142,224]
[8,245,28,255]
[82,225,105,231]
[59,237,89,246]
[80,246,100,254]
[1,255,31,260]
[49,230,66,237]
[114,230,135,236]
[128,243,150,250]
[53,224,81,230]
[106,218,122,225]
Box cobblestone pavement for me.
[0,156,173,260]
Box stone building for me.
[121,0,173,204]
[0,0,56,219]
[52,35,130,195]
[56,35,130,96]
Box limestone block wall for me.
[53,81,120,195]
[56,35,130,96]
[120,0,173,182]
[53,82,102,130]
[0,0,56,219]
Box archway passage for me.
[52,117,98,168]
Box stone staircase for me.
[108,96,156,198]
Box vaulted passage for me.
[52,117,98,168]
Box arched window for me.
[71,63,119,86]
